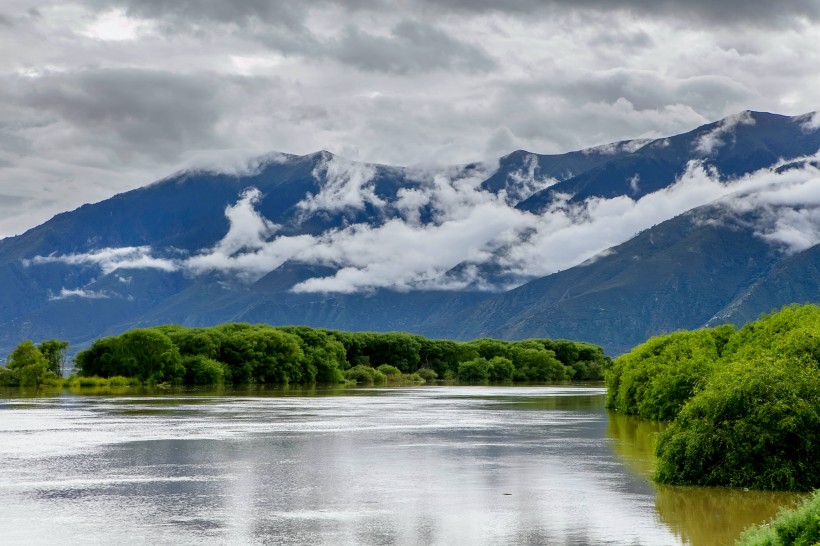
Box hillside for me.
[1,110,818,357]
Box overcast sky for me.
[1,0,819,238]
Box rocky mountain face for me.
[1,111,819,357]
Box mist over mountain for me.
[1,110,819,357]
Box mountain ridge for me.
[1,110,819,357]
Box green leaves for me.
[611,304,820,491]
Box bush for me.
[416,368,438,383]
[182,355,228,385]
[458,358,490,383]
[377,364,402,377]
[735,489,820,545]
[655,357,820,491]
[344,365,386,385]
[606,325,733,421]
[487,356,514,383]
[512,348,567,382]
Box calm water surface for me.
[0,386,803,545]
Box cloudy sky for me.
[1,0,819,238]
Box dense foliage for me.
[606,325,734,420]
[0,339,68,387]
[735,490,820,546]
[608,304,820,491]
[69,324,609,387]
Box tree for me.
[38,339,69,376]
[7,340,53,388]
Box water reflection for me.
[606,411,806,546]
[2,386,803,545]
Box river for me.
[0,386,803,545]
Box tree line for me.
[2,324,609,388]
[606,304,820,492]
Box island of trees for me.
[1,324,609,388]
[607,304,820,494]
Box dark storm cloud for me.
[0,13,13,27]
[86,0,820,27]
[331,20,495,74]
[11,69,262,161]
[410,0,820,27]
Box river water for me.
[0,386,803,545]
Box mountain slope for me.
[518,111,820,212]
[0,110,818,358]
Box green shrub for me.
[606,325,733,421]
[344,365,385,385]
[377,364,402,377]
[512,347,568,382]
[458,358,490,383]
[487,356,514,383]
[182,355,228,385]
[655,357,820,491]
[736,490,820,545]
[405,372,425,383]
[416,367,438,383]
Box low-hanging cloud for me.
[49,287,113,301]
[24,151,820,295]
[297,153,383,214]
[25,246,176,274]
[694,110,756,156]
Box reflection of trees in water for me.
[606,411,665,477]
[655,485,805,546]
[607,411,807,546]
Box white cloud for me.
[500,153,558,204]
[80,9,152,42]
[583,138,651,156]
[720,161,820,253]
[22,152,820,294]
[628,174,640,194]
[24,246,177,274]
[2,1,820,241]
[694,110,756,155]
[798,111,820,132]
[297,153,382,214]
[174,150,291,178]
[49,287,112,300]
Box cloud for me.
[12,68,237,162]
[798,111,820,132]
[21,153,820,294]
[24,246,177,274]
[499,153,558,204]
[49,288,112,300]
[330,20,496,75]
[719,160,820,253]
[406,0,820,27]
[1,0,819,242]
[694,110,756,155]
[297,153,383,214]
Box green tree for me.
[38,339,69,376]
[458,357,490,383]
[7,340,53,388]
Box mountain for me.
[0,110,818,358]
[423,200,809,355]
[518,111,820,212]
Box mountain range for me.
[1,110,819,357]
